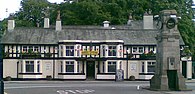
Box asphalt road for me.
[3,81,195,94]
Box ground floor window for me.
[26,61,34,73]
[108,61,116,73]
[148,62,155,73]
[66,61,74,73]
[21,60,41,73]
[141,61,156,73]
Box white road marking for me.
[57,90,68,94]
[65,90,76,94]
[57,89,95,94]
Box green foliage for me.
[140,51,156,59]
[15,0,50,27]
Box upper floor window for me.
[138,47,144,53]
[60,46,63,56]
[23,46,28,52]
[66,46,74,56]
[77,45,80,56]
[132,47,137,53]
[102,46,106,56]
[119,46,123,56]
[108,46,116,56]
[22,46,40,52]
[132,46,144,53]
[34,46,39,52]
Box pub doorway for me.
[86,61,95,80]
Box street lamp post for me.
[0,41,4,94]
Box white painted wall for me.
[3,59,18,78]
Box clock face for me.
[166,18,176,29]
[157,19,163,29]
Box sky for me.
[0,0,64,21]
[0,0,195,21]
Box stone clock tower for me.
[150,10,188,91]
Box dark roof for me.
[1,26,185,45]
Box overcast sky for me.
[0,0,64,21]
[0,0,195,21]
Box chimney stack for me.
[143,11,153,29]
[55,10,62,31]
[8,14,15,31]
[44,7,50,28]
[44,18,50,28]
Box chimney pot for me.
[103,21,110,28]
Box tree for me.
[17,0,50,27]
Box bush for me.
[5,76,12,81]
[129,75,135,81]
[46,75,52,80]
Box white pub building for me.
[1,14,192,80]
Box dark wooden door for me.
[182,61,187,78]
[87,61,95,79]
[167,70,178,90]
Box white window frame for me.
[65,61,74,73]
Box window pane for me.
[108,62,116,73]
[77,62,79,73]
[66,61,74,73]
[66,46,74,56]
[132,47,137,53]
[26,61,34,73]
[108,46,116,56]
[60,61,63,73]
[66,65,74,72]
[34,46,39,52]
[23,46,27,52]
[148,66,155,73]
[37,61,40,73]
[102,46,105,56]
[139,47,143,53]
